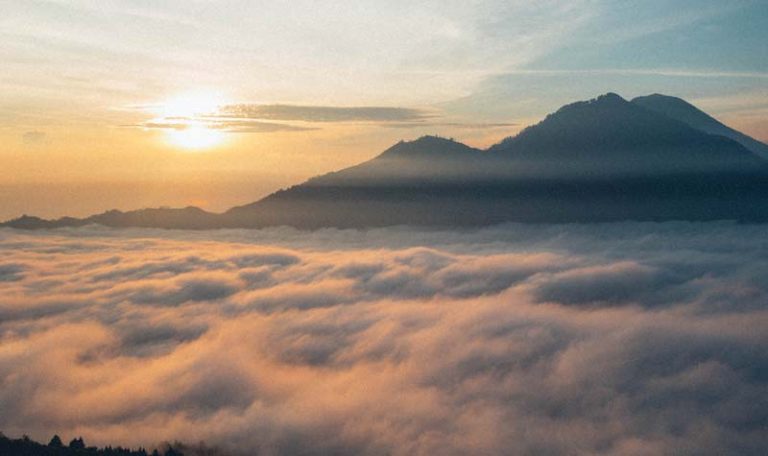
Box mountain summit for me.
[379,135,478,159]
[490,93,763,176]
[297,135,485,187]
[631,93,768,159]
[5,93,768,229]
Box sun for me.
[154,91,228,150]
[166,124,226,150]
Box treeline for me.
[0,433,225,456]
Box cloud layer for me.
[0,223,767,455]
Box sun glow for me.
[162,92,221,117]
[152,91,228,150]
[166,124,226,150]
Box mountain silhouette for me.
[297,135,485,185]
[631,93,768,159]
[5,93,768,229]
[5,207,221,229]
[490,92,764,175]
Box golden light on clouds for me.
[2,225,768,453]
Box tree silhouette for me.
[48,434,64,447]
[69,437,86,450]
[0,432,203,456]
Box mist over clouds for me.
[0,223,767,455]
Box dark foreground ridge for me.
[5,93,768,229]
[0,433,226,456]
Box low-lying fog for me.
[1,223,766,455]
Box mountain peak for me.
[631,93,704,118]
[595,92,626,102]
[553,92,629,114]
[379,135,477,159]
[490,92,658,154]
[396,135,464,148]
[487,92,766,176]
[634,93,685,102]
[631,93,719,132]
[632,93,768,158]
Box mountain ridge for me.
[631,93,768,159]
[5,92,768,229]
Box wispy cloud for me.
[129,102,517,134]
[132,119,315,133]
[380,121,517,129]
[21,130,47,145]
[580,1,745,45]
[219,104,432,123]
[503,68,768,79]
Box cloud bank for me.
[0,223,766,455]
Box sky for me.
[2,0,768,219]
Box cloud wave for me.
[0,223,766,455]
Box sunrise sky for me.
[2,0,767,219]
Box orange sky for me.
[2,0,766,219]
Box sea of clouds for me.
[0,223,766,455]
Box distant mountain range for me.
[5,93,768,229]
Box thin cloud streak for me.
[380,121,517,129]
[127,103,515,134]
[129,120,316,133]
[218,104,432,123]
[504,68,768,79]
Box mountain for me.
[5,92,768,229]
[3,207,220,230]
[223,93,768,227]
[632,93,768,159]
[298,135,486,185]
[490,93,764,175]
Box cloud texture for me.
[132,103,515,135]
[0,223,767,455]
[219,104,430,123]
